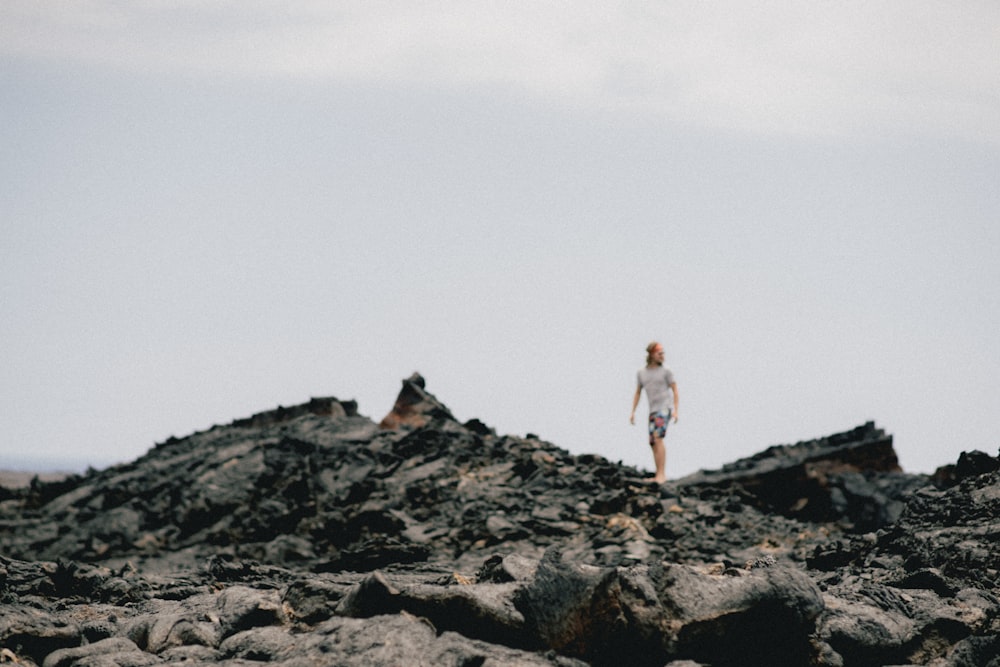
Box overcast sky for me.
[3,2,998,479]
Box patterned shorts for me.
[648,411,671,444]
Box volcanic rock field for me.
[2,374,999,666]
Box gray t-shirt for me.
[637,366,676,414]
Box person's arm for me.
[629,385,642,424]
[670,382,679,422]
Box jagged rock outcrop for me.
[2,375,999,666]
[675,421,921,531]
[378,372,456,430]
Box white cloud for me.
[3,1,998,141]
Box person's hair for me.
[646,341,663,366]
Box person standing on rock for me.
[630,341,679,483]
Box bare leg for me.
[649,436,666,483]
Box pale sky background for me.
[2,2,998,479]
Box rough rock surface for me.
[2,374,999,666]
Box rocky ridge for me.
[2,374,998,666]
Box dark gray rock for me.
[2,376,998,666]
[674,421,926,530]
[43,637,157,667]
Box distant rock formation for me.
[2,376,998,666]
[377,372,455,430]
[676,421,919,531]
